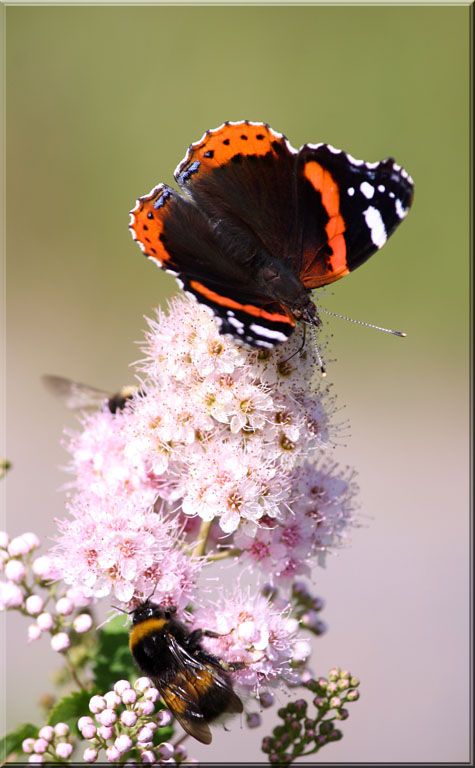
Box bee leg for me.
[187,628,224,648]
[217,659,246,672]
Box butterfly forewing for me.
[175,121,300,269]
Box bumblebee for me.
[129,601,244,744]
[42,375,139,414]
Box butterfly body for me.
[130,121,413,348]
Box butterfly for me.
[129,121,413,349]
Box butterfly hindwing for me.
[295,143,414,289]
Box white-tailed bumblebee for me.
[129,601,244,744]
[42,375,139,414]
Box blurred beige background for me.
[3,4,470,763]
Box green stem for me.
[206,548,242,562]
[192,519,214,559]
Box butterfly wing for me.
[295,143,414,289]
[174,121,300,269]
[129,183,296,347]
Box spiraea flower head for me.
[51,293,357,632]
[194,585,311,697]
[54,496,201,606]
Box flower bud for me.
[32,555,59,581]
[0,581,23,608]
[134,677,151,692]
[246,712,261,728]
[83,747,98,762]
[97,708,117,727]
[55,597,74,616]
[259,691,274,708]
[104,691,121,709]
[156,742,174,759]
[26,595,44,615]
[0,531,9,549]
[81,724,97,739]
[98,725,114,740]
[122,688,137,705]
[137,700,154,716]
[38,726,53,742]
[50,633,70,652]
[346,689,360,702]
[33,738,48,753]
[143,686,160,702]
[23,532,41,551]
[37,613,54,631]
[114,679,131,696]
[55,742,73,759]
[137,727,154,743]
[27,624,42,643]
[140,751,155,764]
[22,738,35,753]
[73,613,93,633]
[5,559,26,582]
[8,535,32,557]
[115,735,133,753]
[54,722,69,737]
[121,710,137,727]
[106,745,121,762]
[78,716,94,730]
[174,745,187,761]
[156,709,173,727]
[89,695,106,714]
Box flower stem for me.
[206,548,242,562]
[192,519,214,559]
[63,650,87,691]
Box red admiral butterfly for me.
[130,121,413,349]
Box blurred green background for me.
[4,5,469,762]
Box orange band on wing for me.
[303,161,348,276]
[189,281,295,326]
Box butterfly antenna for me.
[309,325,327,377]
[318,307,406,337]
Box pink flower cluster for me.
[0,530,94,645]
[194,586,311,697]
[53,295,357,604]
[22,723,73,764]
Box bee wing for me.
[42,375,110,410]
[160,688,213,745]
[156,633,241,745]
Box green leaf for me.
[47,689,93,734]
[92,614,137,691]
[0,722,37,761]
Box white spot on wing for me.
[360,182,375,199]
[228,316,245,331]
[347,187,355,196]
[395,199,408,219]
[249,324,288,342]
[364,206,387,248]
[378,184,385,193]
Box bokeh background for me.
[3,4,470,763]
